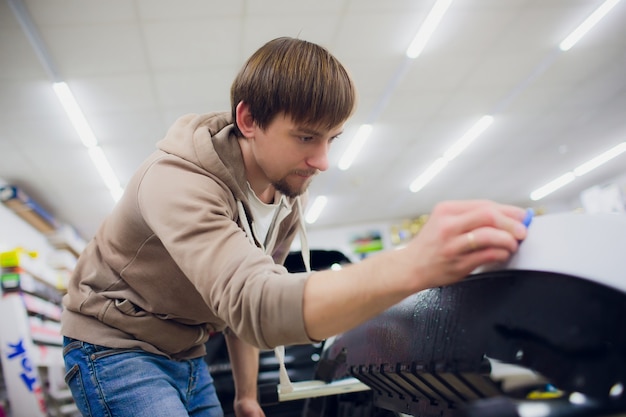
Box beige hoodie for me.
[61,112,313,360]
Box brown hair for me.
[230,37,357,136]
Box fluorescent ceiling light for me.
[88,147,124,202]
[443,115,493,161]
[406,0,453,58]
[573,142,626,176]
[53,81,123,202]
[53,82,97,148]
[14,0,124,204]
[409,115,493,193]
[530,172,576,201]
[559,0,621,51]
[409,157,448,193]
[530,141,626,201]
[338,124,372,171]
[305,196,328,224]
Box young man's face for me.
[251,113,344,198]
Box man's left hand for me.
[234,397,266,417]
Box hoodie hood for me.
[156,112,249,204]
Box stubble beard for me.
[272,172,315,198]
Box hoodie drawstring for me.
[274,198,313,394]
[238,199,313,395]
[296,197,311,274]
[237,200,256,246]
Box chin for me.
[273,180,308,198]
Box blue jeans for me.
[63,337,223,417]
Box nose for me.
[306,143,330,172]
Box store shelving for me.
[0,184,83,416]
[0,186,58,235]
[0,249,78,416]
[0,185,86,415]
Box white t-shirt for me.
[246,182,282,246]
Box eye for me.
[299,136,315,143]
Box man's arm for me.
[224,329,266,417]
[303,200,529,341]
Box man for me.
[61,37,529,417]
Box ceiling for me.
[1,0,625,242]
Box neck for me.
[238,137,275,203]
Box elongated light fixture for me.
[9,0,124,204]
[530,141,626,200]
[338,124,372,171]
[53,82,123,201]
[443,115,494,161]
[338,0,452,172]
[530,173,577,201]
[305,196,328,224]
[53,82,97,148]
[409,157,448,193]
[409,115,494,193]
[574,142,626,176]
[559,0,621,51]
[88,147,124,201]
[406,0,453,58]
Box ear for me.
[235,101,256,139]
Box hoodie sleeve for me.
[136,154,314,349]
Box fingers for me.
[446,228,521,282]
[457,227,520,255]
[462,246,517,270]
[434,200,528,241]
[434,200,526,219]
[432,201,529,266]
[404,199,530,290]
